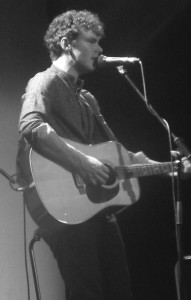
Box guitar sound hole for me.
[86,164,119,203]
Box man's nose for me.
[96,44,103,54]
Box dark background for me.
[1,1,191,299]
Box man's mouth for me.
[92,57,99,67]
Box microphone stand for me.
[117,64,190,300]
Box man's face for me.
[71,28,103,74]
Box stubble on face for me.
[71,29,102,75]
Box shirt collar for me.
[50,64,84,91]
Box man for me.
[18,9,190,300]
[18,10,136,300]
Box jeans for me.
[42,214,133,300]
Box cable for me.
[0,169,31,299]
[23,198,31,300]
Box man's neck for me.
[53,56,79,82]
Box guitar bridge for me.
[73,173,86,194]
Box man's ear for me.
[60,37,72,52]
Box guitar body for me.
[21,140,140,231]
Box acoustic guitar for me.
[20,139,177,231]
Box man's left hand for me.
[181,157,191,176]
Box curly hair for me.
[44,10,104,61]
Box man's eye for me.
[88,39,96,44]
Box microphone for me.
[97,54,140,67]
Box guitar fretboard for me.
[116,162,178,179]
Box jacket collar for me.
[50,64,84,91]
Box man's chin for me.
[76,58,97,74]
[80,64,95,75]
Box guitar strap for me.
[80,90,136,165]
[80,90,118,142]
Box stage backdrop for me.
[0,1,191,300]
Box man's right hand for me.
[79,155,110,186]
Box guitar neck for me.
[117,162,178,179]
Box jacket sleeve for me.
[19,72,54,145]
